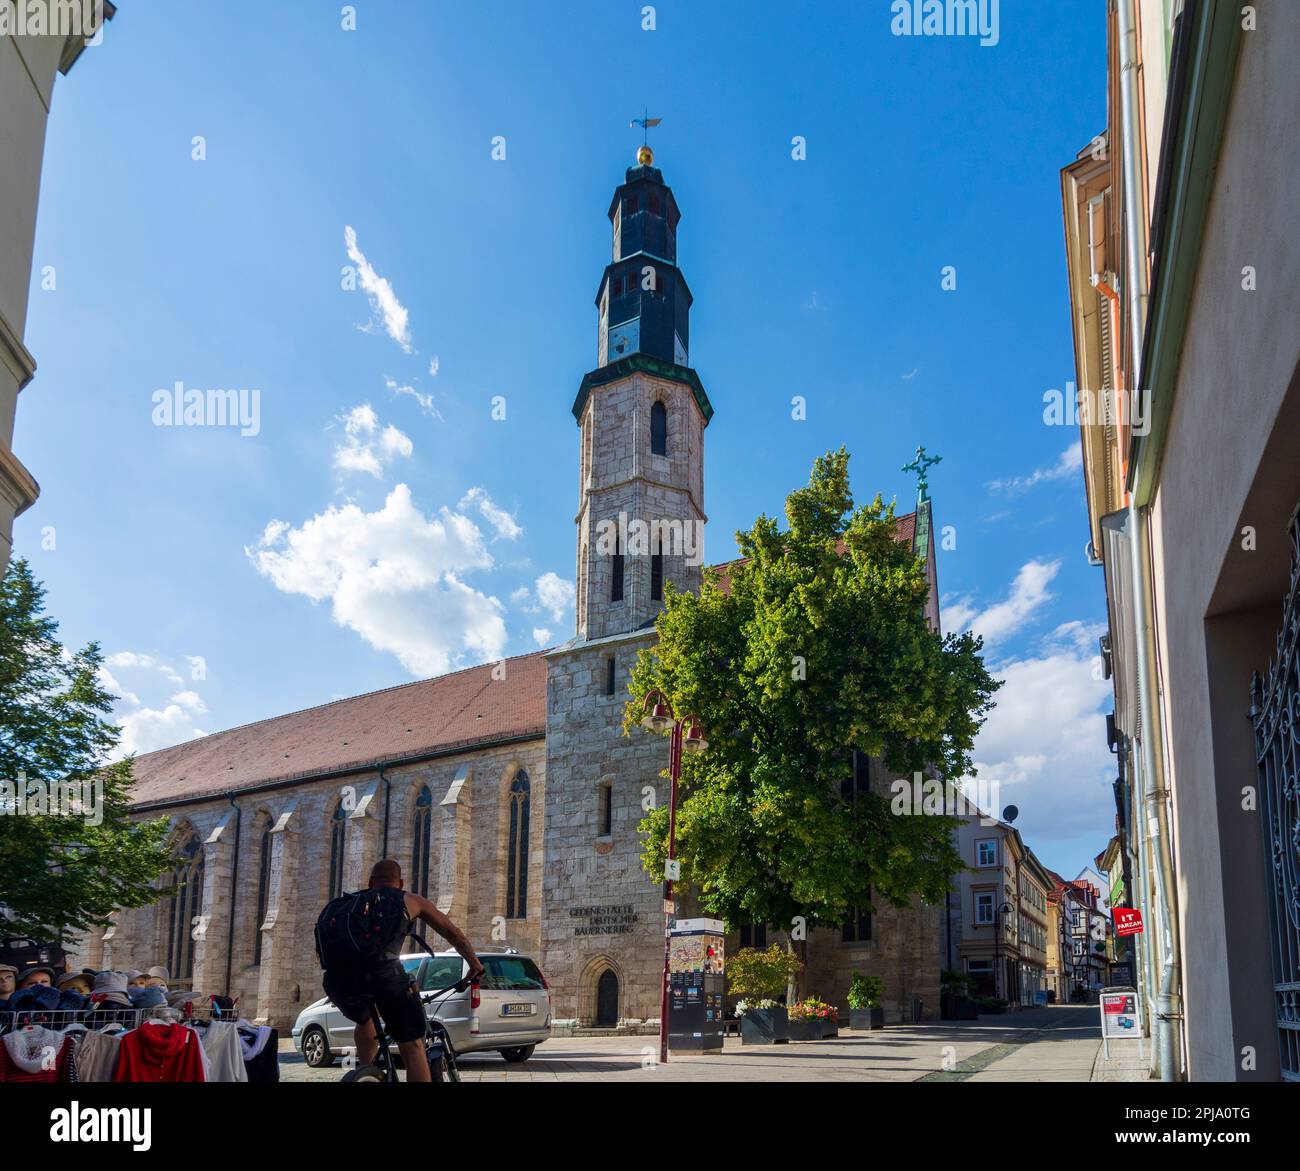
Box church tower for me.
[571,145,714,640]
[542,147,714,1029]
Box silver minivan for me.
[292,947,551,1068]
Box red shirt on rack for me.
[113,1021,206,1083]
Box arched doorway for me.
[595,969,619,1028]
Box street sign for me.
[664,859,681,881]
[1113,907,1144,936]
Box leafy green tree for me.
[625,449,999,945]
[0,558,172,942]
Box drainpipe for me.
[1117,0,1183,1082]
[224,794,242,998]
[1116,0,1149,390]
[378,763,391,858]
[1128,504,1183,1080]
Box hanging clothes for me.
[239,1024,279,1083]
[196,1020,247,1083]
[74,1031,122,1083]
[113,1020,206,1083]
[0,1027,77,1083]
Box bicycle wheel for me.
[341,1064,388,1083]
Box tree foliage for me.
[624,449,1000,933]
[0,558,172,941]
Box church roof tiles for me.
[128,651,548,808]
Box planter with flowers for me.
[847,972,886,1030]
[788,998,839,1040]
[728,946,802,1045]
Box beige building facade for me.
[0,1,114,567]
[1061,0,1297,1080]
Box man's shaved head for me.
[369,859,404,888]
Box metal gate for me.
[1250,506,1300,1081]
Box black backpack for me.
[314,887,408,971]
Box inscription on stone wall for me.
[570,904,639,936]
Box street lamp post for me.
[639,689,708,1065]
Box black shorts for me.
[323,960,427,1044]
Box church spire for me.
[596,149,692,369]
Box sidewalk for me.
[281,1005,1126,1082]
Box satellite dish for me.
[1002,804,1019,824]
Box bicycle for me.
[339,933,472,1083]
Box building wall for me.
[1146,14,1299,1081]
[70,740,547,1031]
[0,23,71,565]
[541,632,667,1027]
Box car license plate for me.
[501,1003,534,1017]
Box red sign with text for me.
[1114,907,1144,936]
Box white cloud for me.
[428,357,439,377]
[118,705,206,757]
[901,368,918,381]
[386,377,440,420]
[942,559,1061,646]
[247,483,508,676]
[961,638,1114,845]
[333,404,413,479]
[987,445,1083,496]
[532,628,552,647]
[169,690,207,716]
[344,225,412,352]
[534,572,575,622]
[459,487,522,541]
[103,654,207,756]
[105,651,183,687]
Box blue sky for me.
[18,0,1111,877]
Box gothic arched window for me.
[505,771,531,919]
[328,804,347,899]
[650,400,667,456]
[412,786,433,900]
[253,816,272,965]
[164,828,204,984]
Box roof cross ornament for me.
[902,444,942,504]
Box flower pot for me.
[740,1006,788,1045]
[821,1019,840,1038]
[787,1018,823,1041]
[850,1007,885,1030]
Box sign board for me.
[664,859,681,881]
[1099,986,1144,1060]
[1113,907,1143,936]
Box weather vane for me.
[902,444,942,503]
[630,109,662,165]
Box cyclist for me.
[316,858,485,1083]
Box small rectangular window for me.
[605,656,616,696]
[611,531,624,602]
[649,194,661,215]
[650,537,663,602]
[977,840,997,867]
[625,194,638,216]
[599,784,613,837]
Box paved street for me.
[279,1004,1142,1083]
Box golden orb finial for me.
[637,144,654,166]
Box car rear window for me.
[421,956,464,991]
[481,956,545,990]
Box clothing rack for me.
[0,1001,246,1035]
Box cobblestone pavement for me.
[280,1005,1118,1082]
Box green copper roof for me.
[571,353,714,424]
